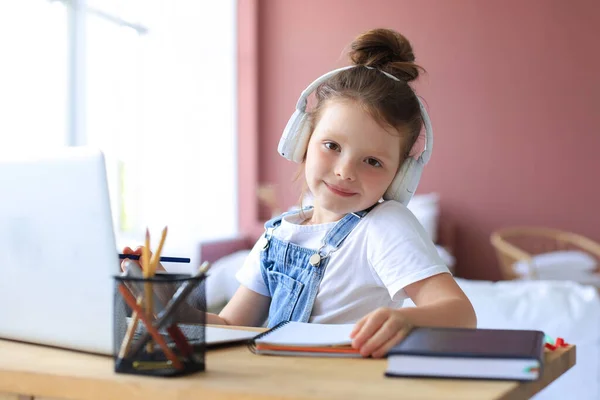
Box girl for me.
[123,28,476,358]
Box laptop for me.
[0,147,119,355]
[0,147,260,355]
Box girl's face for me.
[304,99,403,224]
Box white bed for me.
[201,245,600,399]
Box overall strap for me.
[262,206,314,245]
[315,203,378,260]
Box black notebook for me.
[385,327,545,381]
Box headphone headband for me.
[296,66,355,110]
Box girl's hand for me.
[350,307,414,358]
[120,246,166,273]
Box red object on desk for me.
[545,337,569,351]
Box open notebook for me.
[248,321,361,357]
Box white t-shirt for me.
[235,200,450,324]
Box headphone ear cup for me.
[291,113,312,163]
[277,110,312,163]
[384,158,424,206]
[278,109,303,162]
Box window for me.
[0,1,68,148]
[0,0,238,257]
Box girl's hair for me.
[297,28,425,209]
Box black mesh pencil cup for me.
[113,272,207,377]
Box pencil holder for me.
[113,272,207,377]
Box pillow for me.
[435,244,455,271]
[407,192,440,243]
[513,250,598,280]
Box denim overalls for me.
[259,205,376,328]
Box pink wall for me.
[240,0,600,280]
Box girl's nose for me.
[335,160,356,181]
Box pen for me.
[119,254,191,263]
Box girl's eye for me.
[324,142,340,151]
[365,158,382,168]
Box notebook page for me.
[256,322,355,347]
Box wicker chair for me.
[490,227,600,280]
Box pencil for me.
[149,226,168,274]
[143,228,154,353]
[147,226,168,355]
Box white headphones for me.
[277,65,433,206]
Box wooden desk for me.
[0,336,575,400]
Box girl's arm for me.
[206,285,271,327]
[397,273,476,328]
[350,273,476,358]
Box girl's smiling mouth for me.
[325,182,357,197]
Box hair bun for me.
[348,28,422,82]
